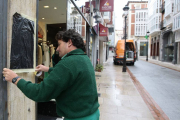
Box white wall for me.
[109,32,115,46]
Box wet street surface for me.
[128,60,180,120]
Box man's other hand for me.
[36,65,49,72]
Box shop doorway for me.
[140,42,147,56]
[0,0,8,119]
[37,0,88,119]
[47,23,66,48]
[37,0,67,119]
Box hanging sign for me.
[100,27,108,36]
[85,1,96,13]
[100,0,114,12]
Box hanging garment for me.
[43,45,50,79]
[42,43,47,62]
[10,12,34,69]
[50,45,55,67]
[38,45,43,65]
[43,45,50,67]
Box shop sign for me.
[85,1,96,13]
[100,27,108,36]
[100,0,114,12]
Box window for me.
[136,12,138,21]
[144,12,146,21]
[140,42,147,56]
[135,11,148,36]
[135,4,140,9]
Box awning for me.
[99,23,108,42]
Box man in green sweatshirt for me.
[3,29,100,120]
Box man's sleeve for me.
[17,64,73,102]
[48,67,53,74]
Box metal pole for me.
[146,41,148,61]
[122,16,127,72]
[73,18,76,30]
[96,0,100,65]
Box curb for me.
[140,59,180,72]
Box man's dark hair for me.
[62,29,85,52]
[55,31,64,41]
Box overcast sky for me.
[114,0,128,30]
[114,0,147,30]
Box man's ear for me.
[68,39,73,47]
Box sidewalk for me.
[96,56,154,120]
[140,58,180,72]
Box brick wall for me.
[131,4,135,13]
[131,14,135,23]
[131,24,134,35]
[141,4,147,9]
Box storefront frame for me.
[0,0,8,119]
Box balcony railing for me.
[159,20,166,30]
[161,1,165,13]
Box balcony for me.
[161,1,165,13]
[159,20,166,30]
[164,3,173,18]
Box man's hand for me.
[2,68,18,82]
[36,65,49,72]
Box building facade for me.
[158,0,176,63]
[124,1,148,59]
[173,0,180,64]
[147,0,162,60]
[115,30,123,46]
[147,0,180,64]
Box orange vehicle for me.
[113,39,137,65]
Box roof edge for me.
[127,1,148,6]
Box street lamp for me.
[93,9,101,23]
[71,8,78,30]
[146,31,150,61]
[122,5,129,72]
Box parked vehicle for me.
[113,39,137,65]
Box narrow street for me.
[128,60,180,120]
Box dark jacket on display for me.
[10,12,34,69]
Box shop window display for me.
[140,42,147,56]
[164,46,174,62]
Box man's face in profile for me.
[56,40,69,58]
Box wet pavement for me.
[128,60,180,120]
[96,56,154,120]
